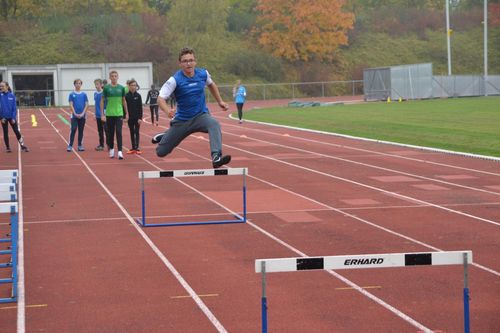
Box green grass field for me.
[242,96,500,158]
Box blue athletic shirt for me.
[68,91,88,119]
[94,91,106,118]
[0,91,17,119]
[235,86,246,104]
[159,68,213,121]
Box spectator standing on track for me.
[93,79,108,151]
[125,79,143,154]
[152,47,231,168]
[145,84,160,126]
[101,70,128,160]
[0,81,29,153]
[233,80,247,124]
[67,79,89,152]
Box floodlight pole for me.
[484,0,488,96]
[446,0,452,76]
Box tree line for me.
[0,0,499,84]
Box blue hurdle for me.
[0,169,19,303]
[256,250,472,333]
[136,167,248,227]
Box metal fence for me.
[13,80,364,107]
[433,75,500,98]
[364,64,500,101]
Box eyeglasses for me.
[180,59,196,64]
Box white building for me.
[0,62,153,107]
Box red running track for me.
[0,98,499,332]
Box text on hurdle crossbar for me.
[255,251,472,273]
[139,167,247,179]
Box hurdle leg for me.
[10,212,18,300]
[141,172,146,226]
[243,169,247,222]
[463,253,470,333]
[261,261,268,333]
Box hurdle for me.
[0,169,19,303]
[136,167,248,227]
[256,251,472,333]
[0,169,18,184]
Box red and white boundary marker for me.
[255,251,472,333]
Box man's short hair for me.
[94,79,102,84]
[178,47,195,61]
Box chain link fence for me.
[13,80,364,107]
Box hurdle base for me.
[135,217,246,228]
[0,297,17,304]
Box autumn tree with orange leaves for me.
[254,0,354,62]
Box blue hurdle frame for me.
[136,168,247,227]
[1,170,19,303]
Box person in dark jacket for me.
[145,84,160,126]
[0,81,29,153]
[125,79,143,154]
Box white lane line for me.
[17,111,26,333]
[44,108,496,331]
[221,115,500,166]
[39,109,228,333]
[54,108,435,331]
[183,137,500,277]
[247,220,434,333]
[221,127,500,196]
[130,150,435,333]
[216,133,500,227]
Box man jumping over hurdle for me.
[152,47,231,169]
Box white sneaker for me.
[109,148,115,158]
[118,151,124,160]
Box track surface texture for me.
[1,97,499,333]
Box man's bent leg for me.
[156,120,191,157]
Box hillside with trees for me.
[0,0,498,85]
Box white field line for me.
[43,108,498,330]
[46,108,435,331]
[225,114,500,165]
[16,112,26,333]
[39,109,228,333]
[182,130,500,276]
[216,132,500,227]
[50,108,500,275]
[219,121,500,195]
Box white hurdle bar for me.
[0,170,18,177]
[0,184,17,192]
[0,202,18,214]
[256,251,472,333]
[0,170,18,184]
[136,168,248,227]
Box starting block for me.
[256,250,473,333]
[136,167,248,227]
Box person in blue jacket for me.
[153,47,231,169]
[93,78,108,151]
[67,78,89,152]
[0,81,29,153]
[232,80,247,124]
